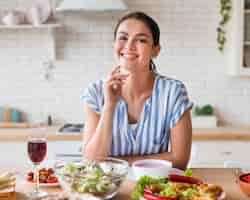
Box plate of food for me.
[26,167,60,187]
[132,169,226,200]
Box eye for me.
[117,36,128,41]
[136,38,148,43]
[139,39,147,43]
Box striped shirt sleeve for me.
[169,82,193,128]
[81,81,103,114]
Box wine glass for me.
[27,131,47,199]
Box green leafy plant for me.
[194,104,214,116]
[217,0,232,52]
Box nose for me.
[125,38,136,50]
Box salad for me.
[58,161,123,197]
[132,169,224,200]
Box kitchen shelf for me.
[0,23,63,60]
[244,41,250,45]
[245,9,250,14]
[231,67,250,76]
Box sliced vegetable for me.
[241,174,250,183]
[65,164,79,173]
[143,189,176,200]
[168,174,203,185]
[183,168,192,177]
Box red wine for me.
[28,139,47,164]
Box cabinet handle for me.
[221,151,232,155]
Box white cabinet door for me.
[190,141,250,168]
[48,141,82,158]
[0,142,28,170]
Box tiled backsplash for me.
[0,0,250,126]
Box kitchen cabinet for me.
[0,142,28,169]
[0,23,62,60]
[51,141,82,156]
[228,0,250,76]
[190,141,250,168]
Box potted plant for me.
[192,104,217,128]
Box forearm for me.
[84,105,115,158]
[116,152,188,170]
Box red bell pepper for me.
[241,174,250,183]
[168,174,203,185]
[143,189,177,200]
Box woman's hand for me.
[104,66,128,108]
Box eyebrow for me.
[117,31,150,38]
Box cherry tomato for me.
[46,176,58,184]
[27,175,33,182]
[27,171,34,176]
[26,167,58,184]
[48,168,54,175]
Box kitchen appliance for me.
[58,123,84,133]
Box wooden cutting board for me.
[0,188,16,200]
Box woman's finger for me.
[110,65,121,76]
[110,73,129,82]
[109,79,122,90]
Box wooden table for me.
[10,168,249,200]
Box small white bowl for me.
[132,159,172,180]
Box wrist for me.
[103,103,116,112]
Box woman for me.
[81,11,192,169]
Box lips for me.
[120,52,138,59]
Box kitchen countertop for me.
[0,125,250,141]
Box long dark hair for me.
[114,11,160,71]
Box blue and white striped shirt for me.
[81,74,192,156]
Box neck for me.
[123,70,155,100]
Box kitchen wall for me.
[0,0,250,126]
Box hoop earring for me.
[149,60,157,72]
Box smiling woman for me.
[81,11,193,170]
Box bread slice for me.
[0,172,16,192]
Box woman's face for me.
[114,19,160,73]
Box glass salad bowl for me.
[54,157,129,200]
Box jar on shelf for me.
[11,109,21,122]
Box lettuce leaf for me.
[131,176,168,200]
[184,168,193,177]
